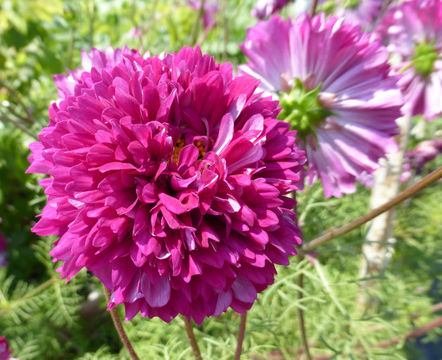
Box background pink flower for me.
[251,0,292,19]
[240,14,402,198]
[333,0,383,29]
[27,47,305,324]
[375,0,442,120]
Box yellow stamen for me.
[172,138,186,163]
[172,139,206,164]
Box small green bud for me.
[412,41,439,77]
[278,78,334,139]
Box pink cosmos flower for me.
[333,0,383,29]
[240,14,402,198]
[251,0,292,19]
[27,47,305,324]
[375,0,442,120]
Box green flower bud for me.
[278,79,334,139]
[412,41,439,77]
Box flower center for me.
[172,138,186,163]
[172,138,207,163]
[278,78,334,139]
[412,41,439,77]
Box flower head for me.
[240,14,402,197]
[251,0,292,19]
[375,0,442,120]
[27,47,305,324]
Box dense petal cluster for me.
[27,47,305,324]
[376,0,442,120]
[240,14,402,197]
[251,0,292,19]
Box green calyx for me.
[278,78,333,139]
[412,41,439,77]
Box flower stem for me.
[184,318,203,360]
[191,0,206,45]
[302,167,442,252]
[103,287,140,360]
[310,0,319,17]
[234,313,247,360]
[0,109,38,140]
[297,272,313,360]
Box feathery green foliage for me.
[0,1,441,359]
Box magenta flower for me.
[27,47,305,324]
[240,14,402,198]
[0,233,7,269]
[251,0,292,19]
[0,337,12,360]
[375,0,442,120]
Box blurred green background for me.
[0,0,441,359]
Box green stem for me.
[184,318,203,360]
[103,287,140,360]
[297,272,313,360]
[191,0,206,46]
[234,313,247,360]
[310,0,319,17]
[302,167,442,252]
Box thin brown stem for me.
[307,316,442,359]
[2,101,32,124]
[0,79,32,123]
[297,273,312,360]
[103,287,140,360]
[302,167,442,252]
[0,111,38,140]
[184,318,203,360]
[374,316,442,348]
[310,0,319,17]
[234,313,247,360]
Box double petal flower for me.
[27,47,305,324]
